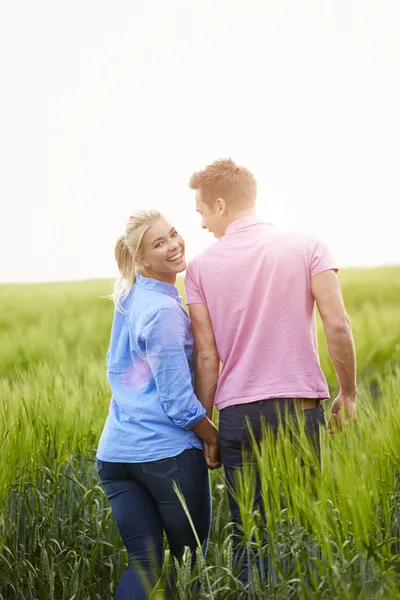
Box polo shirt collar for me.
[225,215,267,235]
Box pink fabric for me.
[184,217,338,411]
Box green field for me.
[1,267,400,599]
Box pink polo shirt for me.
[184,217,338,411]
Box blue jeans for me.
[218,398,325,588]
[97,447,211,600]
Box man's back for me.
[186,158,356,581]
[185,216,338,410]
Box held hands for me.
[203,441,222,470]
[328,392,357,433]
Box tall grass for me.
[0,267,400,598]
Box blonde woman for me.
[96,211,219,600]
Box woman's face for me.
[139,218,186,282]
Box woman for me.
[96,210,219,599]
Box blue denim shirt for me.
[97,274,205,463]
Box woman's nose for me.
[169,240,180,251]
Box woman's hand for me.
[203,441,222,470]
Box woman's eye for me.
[172,230,178,237]
[155,241,164,248]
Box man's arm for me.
[188,303,221,468]
[188,303,220,421]
[311,269,357,429]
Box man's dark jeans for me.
[218,398,326,586]
[97,447,211,600]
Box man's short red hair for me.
[189,158,257,208]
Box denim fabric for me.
[97,448,211,600]
[218,398,325,588]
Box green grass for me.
[0,267,400,598]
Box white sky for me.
[0,0,399,283]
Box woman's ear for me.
[137,254,150,269]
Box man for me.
[184,158,357,580]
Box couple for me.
[96,158,357,599]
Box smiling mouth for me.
[167,251,183,263]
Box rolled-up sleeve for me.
[141,308,206,430]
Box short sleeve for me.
[184,258,206,304]
[310,239,339,278]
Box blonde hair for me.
[189,158,257,208]
[113,209,162,309]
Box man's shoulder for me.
[272,231,335,273]
[270,228,323,251]
[187,238,229,271]
[189,242,218,263]
[186,246,213,279]
[186,229,326,276]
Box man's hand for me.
[328,393,357,433]
[203,441,222,470]
[311,271,357,419]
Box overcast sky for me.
[0,0,399,283]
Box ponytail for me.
[113,235,137,310]
[111,209,163,312]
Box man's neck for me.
[226,208,258,229]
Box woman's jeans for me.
[97,447,211,600]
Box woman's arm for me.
[141,307,218,445]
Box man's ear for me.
[216,197,226,215]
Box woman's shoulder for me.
[132,289,182,327]
[135,301,189,351]
[145,296,183,324]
